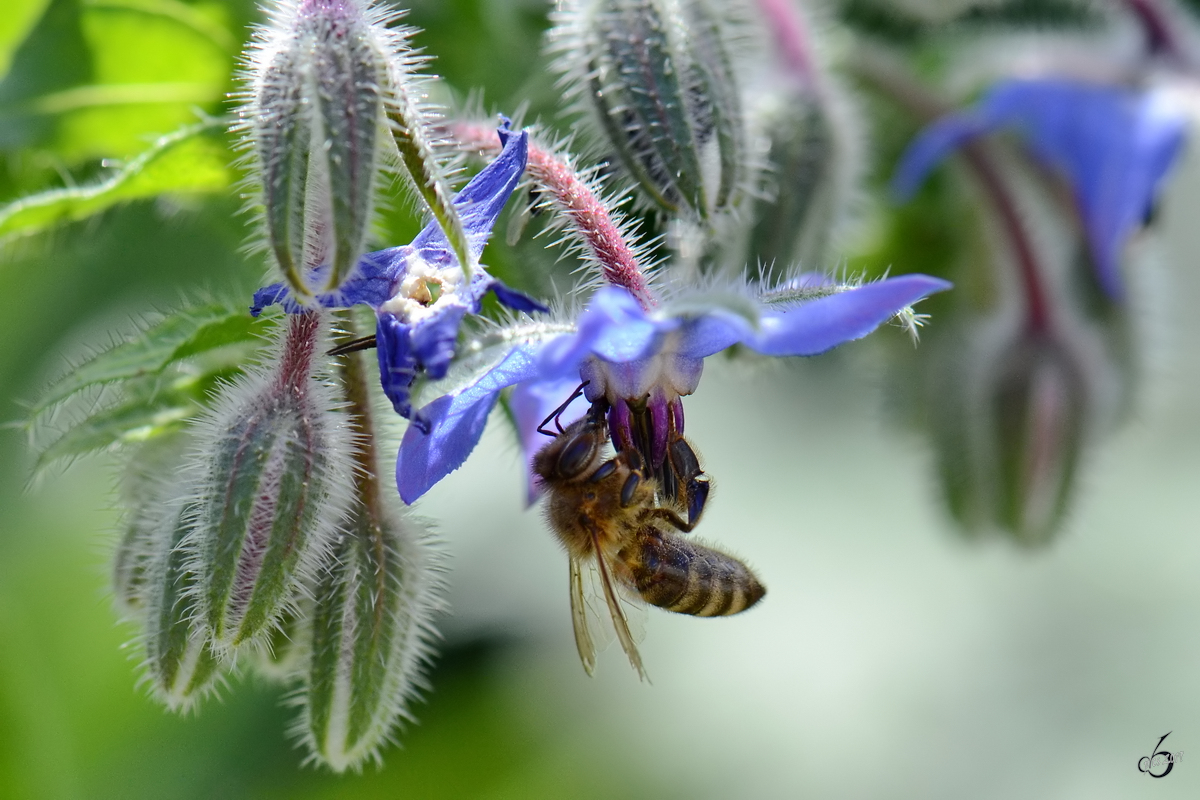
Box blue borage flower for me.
[892,78,1188,302]
[251,125,546,428]
[395,274,951,504]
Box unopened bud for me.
[930,326,1091,545]
[191,313,352,649]
[141,498,225,712]
[990,333,1087,542]
[300,504,442,772]
[746,87,858,278]
[552,0,748,220]
[243,0,393,297]
[114,435,192,613]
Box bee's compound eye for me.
[555,433,596,479]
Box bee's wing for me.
[569,557,597,676]
[589,529,649,681]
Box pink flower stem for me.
[448,121,658,312]
[1123,0,1187,63]
[277,311,321,393]
[755,0,819,91]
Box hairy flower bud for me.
[299,504,442,771]
[551,0,748,220]
[113,435,192,613]
[242,0,395,298]
[928,323,1100,545]
[746,83,860,279]
[141,498,225,712]
[190,312,353,649]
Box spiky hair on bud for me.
[234,0,473,301]
[182,311,356,655]
[546,0,758,223]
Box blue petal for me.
[376,312,419,419]
[409,129,530,268]
[892,114,987,202]
[748,275,951,356]
[893,79,1188,300]
[679,275,952,359]
[410,305,469,382]
[491,281,550,314]
[250,283,300,316]
[537,287,661,380]
[395,345,543,503]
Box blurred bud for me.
[141,498,225,712]
[242,0,405,298]
[299,503,442,772]
[551,0,748,220]
[746,82,861,278]
[926,318,1107,545]
[113,435,192,613]
[191,313,353,649]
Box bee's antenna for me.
[537,380,590,436]
[327,334,378,356]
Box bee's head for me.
[533,403,608,482]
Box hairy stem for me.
[447,120,658,312]
[334,311,385,599]
[277,312,322,392]
[754,0,818,91]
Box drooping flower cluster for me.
[54,0,1200,776]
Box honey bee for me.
[532,398,766,679]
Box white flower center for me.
[378,256,464,323]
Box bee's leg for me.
[616,449,647,508]
[648,506,697,533]
[588,459,618,483]
[667,438,710,528]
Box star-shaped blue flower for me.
[892,78,1188,301]
[394,274,951,503]
[251,125,546,429]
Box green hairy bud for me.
[190,313,353,650]
[141,497,226,712]
[299,503,442,772]
[244,0,391,298]
[551,0,749,221]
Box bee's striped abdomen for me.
[627,531,765,617]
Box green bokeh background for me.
[2,1,1200,798]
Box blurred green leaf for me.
[0,0,234,162]
[27,303,270,475]
[0,119,232,241]
[30,302,265,416]
[0,0,52,79]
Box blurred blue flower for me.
[892,78,1188,301]
[395,275,951,503]
[251,125,545,427]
